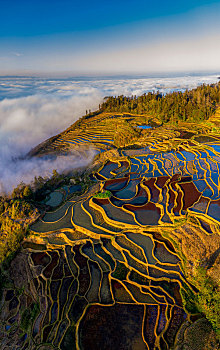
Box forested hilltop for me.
[100,82,220,123]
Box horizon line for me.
[0,70,220,79]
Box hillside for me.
[29,82,220,158]
[0,83,220,350]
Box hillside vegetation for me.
[101,82,220,124]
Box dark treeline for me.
[101,82,220,123]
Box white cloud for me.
[0,151,95,195]
[0,74,218,194]
[0,92,102,153]
[0,89,102,194]
[11,52,24,57]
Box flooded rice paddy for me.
[1,139,220,349]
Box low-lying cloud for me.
[0,74,218,195]
[0,93,102,154]
[0,91,101,194]
[0,151,95,195]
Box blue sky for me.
[0,0,220,74]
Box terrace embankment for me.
[1,130,220,349]
[2,98,220,349]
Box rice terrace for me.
[0,84,220,350]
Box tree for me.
[23,185,33,198]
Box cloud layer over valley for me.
[0,88,101,194]
[0,74,218,194]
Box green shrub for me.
[195,267,220,339]
[181,266,220,340]
[180,283,199,314]
[93,190,112,199]
[0,198,33,265]
[21,302,40,331]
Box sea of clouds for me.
[0,73,219,194]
